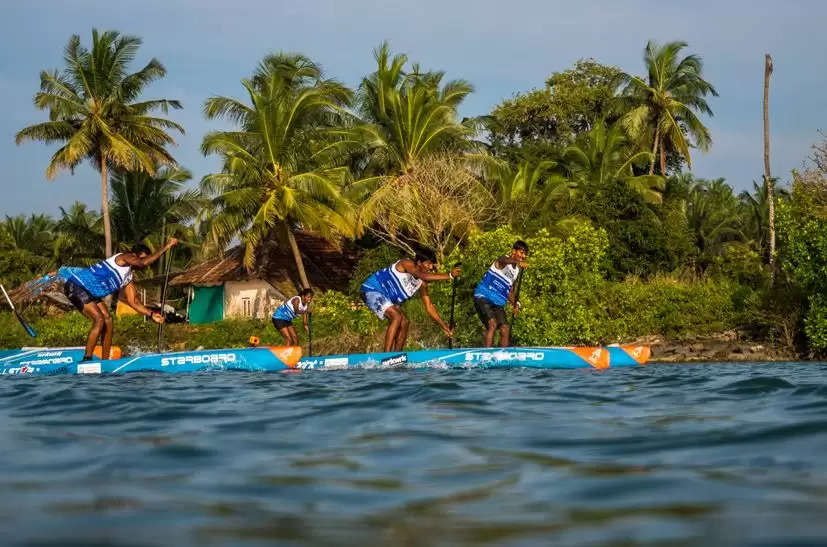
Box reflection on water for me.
[2,362,827,546]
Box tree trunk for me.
[659,142,667,175]
[286,224,310,289]
[649,127,661,175]
[764,54,775,275]
[100,157,113,257]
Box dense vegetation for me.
[3,30,827,355]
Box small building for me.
[170,231,360,324]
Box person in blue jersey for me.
[474,240,528,347]
[63,238,178,361]
[360,250,461,352]
[272,288,314,346]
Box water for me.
[2,362,827,546]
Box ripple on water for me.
[2,362,827,545]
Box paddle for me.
[511,267,524,325]
[1,284,36,338]
[307,311,313,357]
[156,247,174,353]
[448,262,460,349]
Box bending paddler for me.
[360,250,461,352]
[63,239,178,361]
[473,240,528,347]
[271,288,314,346]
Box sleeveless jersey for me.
[273,296,308,321]
[474,260,520,307]
[360,260,423,304]
[68,254,133,299]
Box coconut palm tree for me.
[739,178,789,261]
[333,42,479,177]
[615,40,718,175]
[0,214,55,257]
[53,202,104,265]
[686,178,744,270]
[15,29,184,257]
[561,121,665,204]
[201,53,355,287]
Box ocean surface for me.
[2,362,827,546]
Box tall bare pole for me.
[763,54,775,277]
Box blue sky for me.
[1,0,825,217]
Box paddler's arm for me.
[119,238,179,268]
[121,283,164,324]
[400,260,461,282]
[420,283,452,337]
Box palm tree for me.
[334,42,478,177]
[201,53,355,287]
[561,121,665,204]
[15,29,184,257]
[54,202,104,265]
[739,178,789,261]
[615,40,718,175]
[686,178,744,270]
[0,214,55,257]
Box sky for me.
[1,0,825,217]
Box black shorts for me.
[64,281,99,311]
[272,318,293,330]
[474,297,507,328]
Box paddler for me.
[360,250,461,352]
[473,240,528,347]
[63,239,178,361]
[271,288,314,346]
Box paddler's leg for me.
[285,325,299,346]
[494,307,509,348]
[474,297,496,348]
[382,305,404,352]
[393,312,410,352]
[79,302,105,361]
[499,323,510,348]
[96,302,114,359]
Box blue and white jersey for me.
[272,296,307,321]
[360,261,423,305]
[68,254,133,299]
[474,260,520,307]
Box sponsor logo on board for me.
[160,353,238,367]
[18,357,73,366]
[77,363,102,374]
[2,365,40,375]
[324,357,349,369]
[297,359,321,369]
[464,351,545,363]
[381,354,408,367]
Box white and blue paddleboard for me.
[0,346,302,376]
[298,345,650,370]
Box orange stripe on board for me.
[621,345,651,365]
[569,347,609,369]
[267,346,302,368]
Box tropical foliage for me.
[10,31,827,355]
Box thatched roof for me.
[170,231,360,294]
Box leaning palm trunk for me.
[763,54,775,276]
[649,127,661,175]
[286,224,310,289]
[100,157,113,257]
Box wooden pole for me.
[763,53,775,278]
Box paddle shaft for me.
[308,312,313,357]
[1,284,36,337]
[448,273,457,350]
[511,268,524,325]
[156,248,174,353]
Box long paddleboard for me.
[298,345,650,370]
[0,345,650,376]
[0,346,301,376]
